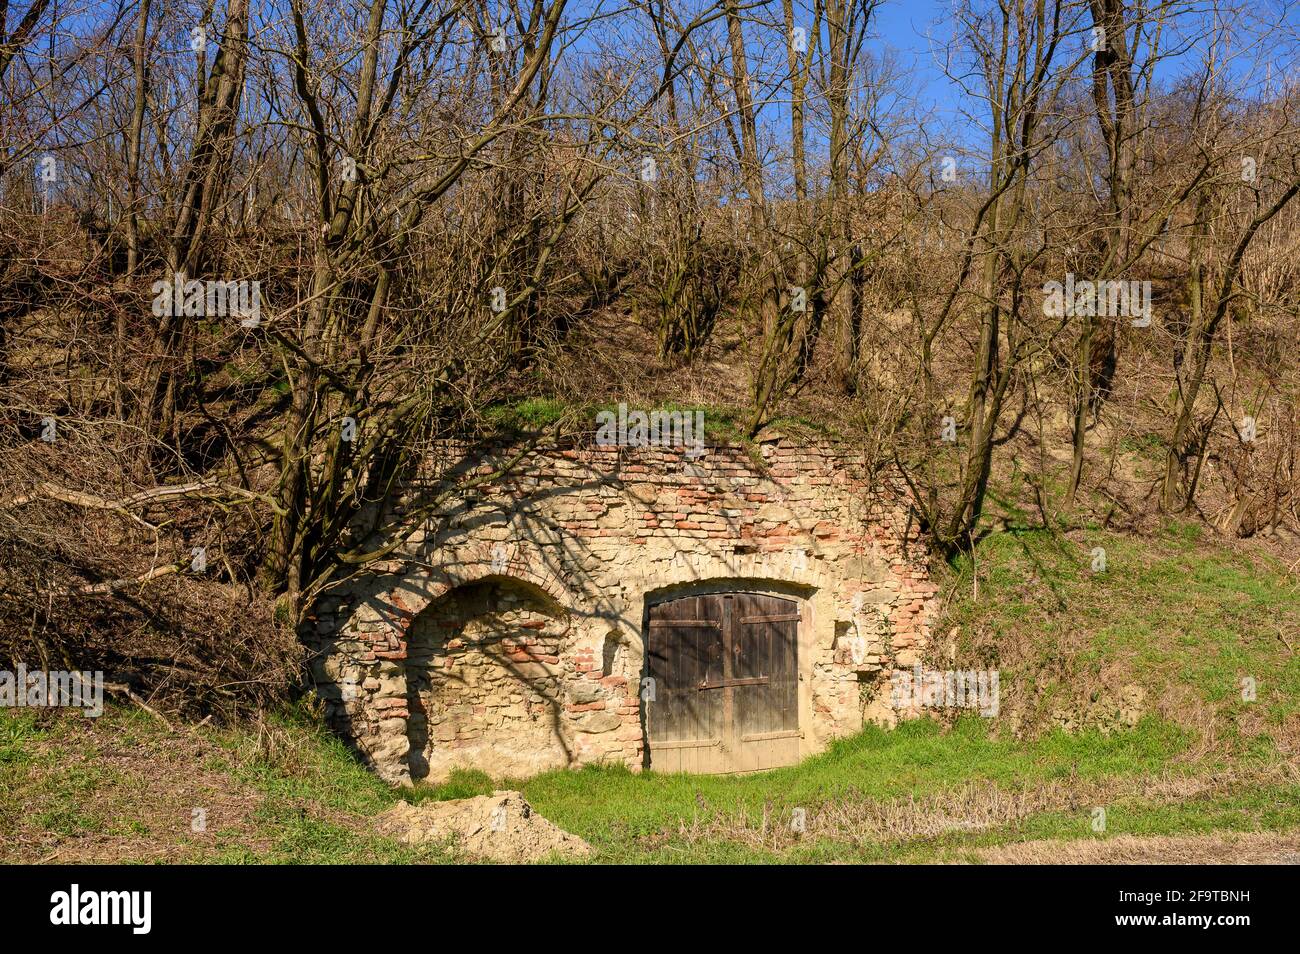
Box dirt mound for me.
[378,790,592,863]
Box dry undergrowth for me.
[663,761,1300,854]
[966,830,1300,865]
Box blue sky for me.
[765,0,1300,164]
[865,0,1299,115]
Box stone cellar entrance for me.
[311,438,938,784]
[405,579,572,782]
[645,592,801,773]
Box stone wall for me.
[309,435,938,784]
[406,580,573,780]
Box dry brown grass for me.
[965,830,1300,865]
[655,761,1300,855]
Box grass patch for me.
[940,522,1300,746]
[483,396,572,432]
[517,716,1191,861]
[210,705,402,816]
[3,704,1296,864]
[480,396,844,449]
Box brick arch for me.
[640,574,819,607]
[428,541,574,608]
[347,547,581,784]
[634,548,830,597]
[380,542,577,640]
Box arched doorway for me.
[405,578,572,781]
[644,591,801,773]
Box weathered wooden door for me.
[645,593,800,773]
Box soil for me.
[377,790,593,863]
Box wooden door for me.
[645,592,800,773]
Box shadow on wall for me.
[404,578,574,782]
[312,436,930,782]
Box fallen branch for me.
[2,480,284,517]
[42,563,183,597]
[104,681,173,728]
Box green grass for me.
[510,716,1194,861]
[941,522,1300,746]
[483,396,572,431]
[0,709,39,765]
[212,714,398,815]
[871,782,1300,864]
[208,707,1277,864]
[2,703,1296,863]
[480,396,844,447]
[1117,431,1167,460]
